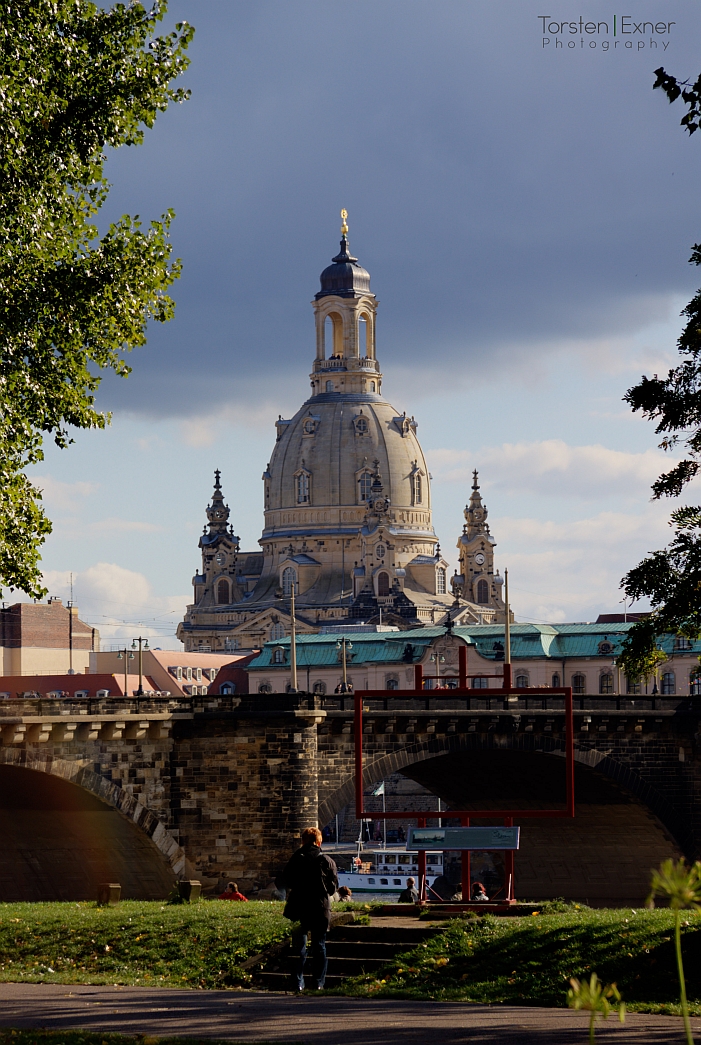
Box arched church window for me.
[217,579,229,605]
[296,471,310,504]
[515,674,529,688]
[358,471,373,503]
[661,671,675,695]
[358,315,368,356]
[326,380,334,392]
[476,579,489,604]
[370,381,376,392]
[258,682,273,694]
[436,567,446,595]
[282,567,297,597]
[551,673,560,688]
[377,572,390,597]
[269,622,285,640]
[599,673,614,695]
[273,647,285,664]
[572,674,586,695]
[410,472,422,505]
[385,675,399,690]
[313,680,327,695]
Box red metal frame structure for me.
[354,649,575,902]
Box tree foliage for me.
[0,1,193,596]
[618,68,701,681]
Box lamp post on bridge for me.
[336,637,353,693]
[116,647,135,697]
[131,637,149,697]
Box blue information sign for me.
[407,826,520,850]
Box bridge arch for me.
[0,749,185,901]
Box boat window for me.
[381,879,388,885]
[368,878,375,884]
[385,855,396,864]
[393,879,402,885]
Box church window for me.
[551,673,560,688]
[313,680,327,695]
[436,567,446,594]
[358,315,368,355]
[661,671,675,695]
[217,579,229,604]
[303,419,316,435]
[258,682,273,694]
[476,579,489,604]
[515,674,529,688]
[296,471,310,504]
[375,544,386,559]
[269,622,285,640]
[272,647,285,664]
[572,674,586,695]
[370,381,376,392]
[282,567,297,596]
[410,471,423,505]
[385,675,399,690]
[326,380,334,392]
[358,471,373,503]
[627,678,641,695]
[599,673,614,695]
[377,572,390,597]
[354,416,369,435]
[472,676,488,689]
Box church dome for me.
[316,236,371,299]
[264,393,430,523]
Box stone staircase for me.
[254,919,441,991]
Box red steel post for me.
[503,661,512,691]
[566,686,575,817]
[354,689,363,819]
[503,816,514,900]
[417,817,427,901]
[414,664,423,693]
[461,816,470,902]
[458,645,467,689]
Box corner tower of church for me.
[178,216,502,653]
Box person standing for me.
[283,826,338,992]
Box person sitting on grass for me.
[397,876,419,903]
[336,885,352,901]
[219,881,249,901]
[471,880,489,902]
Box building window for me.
[377,572,390,597]
[410,472,422,505]
[217,578,229,604]
[224,637,239,651]
[515,674,529,688]
[269,622,285,640]
[354,416,369,435]
[476,579,489,604]
[282,567,297,596]
[472,676,488,689]
[272,647,285,664]
[219,682,235,695]
[626,678,641,695]
[326,380,334,392]
[375,543,386,559]
[358,471,373,503]
[661,672,675,695]
[551,673,560,688]
[599,673,614,695]
[312,680,327,695]
[296,471,310,504]
[572,674,586,695]
[370,381,376,392]
[675,637,692,651]
[258,682,273,694]
[385,676,399,690]
[436,567,446,594]
[690,673,701,696]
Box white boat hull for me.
[338,871,440,894]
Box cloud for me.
[429,440,683,501]
[494,507,673,623]
[32,475,99,512]
[41,563,188,650]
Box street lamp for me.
[275,582,298,693]
[430,652,445,684]
[116,648,135,697]
[131,636,150,696]
[336,638,353,693]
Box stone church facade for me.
[177,219,506,653]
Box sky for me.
[25,0,701,648]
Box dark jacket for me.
[282,844,338,925]
[397,886,419,903]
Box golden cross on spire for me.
[340,208,348,236]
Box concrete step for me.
[325,940,412,959]
[331,924,439,943]
[256,972,346,992]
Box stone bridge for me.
[0,690,698,905]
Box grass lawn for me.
[0,900,293,989]
[336,905,701,1016]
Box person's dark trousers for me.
[292,918,328,990]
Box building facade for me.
[0,599,98,676]
[178,219,505,652]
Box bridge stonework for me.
[0,692,699,904]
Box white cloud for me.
[32,475,99,512]
[42,563,188,650]
[429,439,684,502]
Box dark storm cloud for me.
[96,0,701,416]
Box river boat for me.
[337,849,444,893]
